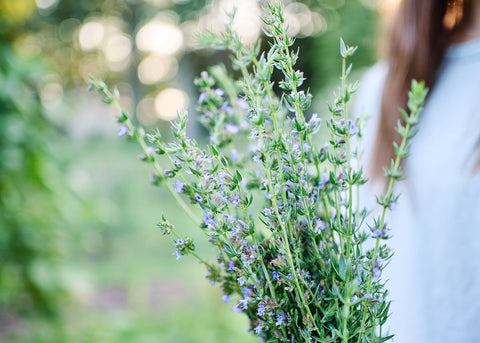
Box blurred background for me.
[0,0,391,341]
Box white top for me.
[355,38,480,342]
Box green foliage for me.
[0,33,66,317]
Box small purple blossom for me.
[371,228,383,238]
[175,250,181,260]
[118,126,130,137]
[308,113,321,130]
[222,294,230,303]
[242,286,252,298]
[238,276,246,286]
[198,92,207,104]
[257,303,266,316]
[215,88,224,96]
[221,101,233,114]
[174,180,185,193]
[225,123,240,134]
[372,267,381,283]
[254,324,263,334]
[231,195,240,207]
[238,298,248,310]
[194,193,203,202]
[145,146,154,156]
[272,271,280,280]
[204,212,217,227]
[321,173,330,184]
[173,158,181,166]
[276,313,285,326]
[238,98,249,110]
[349,122,360,135]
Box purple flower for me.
[276,313,285,326]
[254,324,262,334]
[198,92,207,104]
[227,260,235,271]
[238,276,246,286]
[231,195,240,207]
[225,123,240,134]
[145,146,154,156]
[253,155,261,164]
[238,98,249,110]
[257,303,266,316]
[174,180,185,193]
[204,212,217,227]
[317,220,325,231]
[372,267,381,282]
[232,304,243,313]
[308,113,321,129]
[272,271,280,281]
[249,128,259,140]
[221,101,233,114]
[195,193,203,202]
[118,126,130,137]
[215,88,224,96]
[173,158,181,166]
[238,298,248,310]
[175,250,181,260]
[349,122,360,135]
[321,173,330,184]
[242,286,252,298]
[222,294,230,303]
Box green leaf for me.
[340,38,346,58]
[211,145,219,157]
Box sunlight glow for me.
[154,88,189,121]
[78,21,104,51]
[35,0,58,10]
[137,55,178,85]
[136,19,184,56]
[103,34,132,63]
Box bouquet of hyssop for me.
[89,2,427,342]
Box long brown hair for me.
[372,0,474,177]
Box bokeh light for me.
[154,88,189,121]
[136,17,184,56]
[78,21,104,51]
[35,0,58,10]
[137,54,178,85]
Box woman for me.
[356,0,480,341]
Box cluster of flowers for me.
[90,2,427,342]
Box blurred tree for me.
[0,0,71,319]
